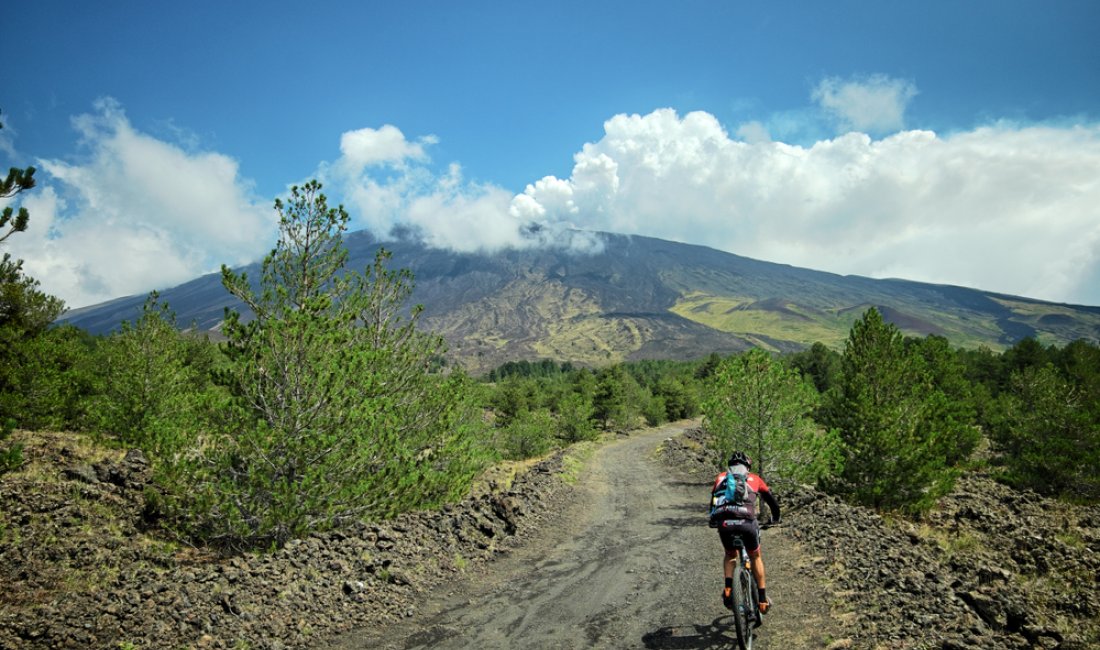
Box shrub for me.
[498,408,556,460]
[87,294,217,454]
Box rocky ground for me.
[3,427,1098,650]
[660,428,1100,650]
[0,430,581,649]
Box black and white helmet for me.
[727,451,752,469]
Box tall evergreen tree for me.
[0,109,66,440]
[787,341,842,395]
[906,334,980,466]
[161,181,484,549]
[822,308,971,513]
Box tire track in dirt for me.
[324,422,837,650]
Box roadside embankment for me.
[0,430,585,649]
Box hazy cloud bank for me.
[6,75,1100,309]
[321,125,604,255]
[512,113,1100,305]
[333,76,1100,304]
[4,99,272,309]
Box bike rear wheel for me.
[731,552,756,650]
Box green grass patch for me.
[561,441,597,486]
[1055,531,1086,550]
[669,293,848,348]
[990,297,1100,347]
[914,523,982,561]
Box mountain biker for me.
[709,451,780,615]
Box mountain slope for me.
[59,230,1100,372]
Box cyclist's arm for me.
[760,488,780,524]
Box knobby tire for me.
[731,552,756,650]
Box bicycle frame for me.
[727,538,760,650]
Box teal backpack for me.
[709,465,754,522]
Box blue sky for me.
[3,1,1099,308]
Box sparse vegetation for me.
[0,418,21,475]
[561,441,597,485]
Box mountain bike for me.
[726,537,761,650]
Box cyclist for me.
[709,451,780,614]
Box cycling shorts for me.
[717,518,761,556]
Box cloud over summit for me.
[509,103,1100,305]
[323,87,1100,306]
[8,74,1100,310]
[324,126,604,256]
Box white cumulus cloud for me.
[4,98,273,309]
[511,107,1100,305]
[338,124,436,172]
[813,74,919,134]
[9,81,1099,312]
[324,127,602,254]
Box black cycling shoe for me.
[722,587,733,610]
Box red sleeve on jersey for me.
[748,473,769,493]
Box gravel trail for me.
[325,422,836,650]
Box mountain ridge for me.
[59,230,1100,373]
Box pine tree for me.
[0,109,66,449]
[907,334,980,466]
[787,342,842,395]
[161,181,484,549]
[702,348,842,487]
[989,351,1100,501]
[822,308,971,512]
[88,293,215,453]
[1,110,36,244]
[592,365,645,430]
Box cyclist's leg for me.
[749,549,766,591]
[718,526,742,608]
[743,521,770,612]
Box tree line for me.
[2,165,1097,552]
[707,313,1100,511]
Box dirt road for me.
[324,422,835,650]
